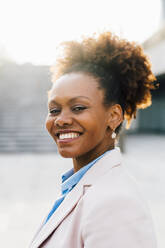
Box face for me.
[46,72,118,160]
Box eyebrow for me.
[48,96,90,105]
[69,96,90,102]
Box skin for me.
[46,72,123,172]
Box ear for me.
[107,104,123,131]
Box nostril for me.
[54,116,73,127]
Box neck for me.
[73,144,114,172]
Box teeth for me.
[59,132,80,140]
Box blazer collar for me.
[30,147,122,248]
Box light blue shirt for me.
[45,150,112,223]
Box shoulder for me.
[77,150,157,247]
[80,165,156,247]
[84,164,144,201]
[82,165,151,220]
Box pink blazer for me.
[30,148,157,248]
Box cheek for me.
[83,119,106,141]
[86,113,107,133]
[45,116,54,133]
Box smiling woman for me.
[46,73,120,171]
[29,32,157,248]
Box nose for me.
[54,112,73,127]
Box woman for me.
[30,32,157,248]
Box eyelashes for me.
[49,108,60,114]
[49,105,87,115]
[72,106,87,112]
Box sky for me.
[0,0,162,65]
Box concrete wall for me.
[0,63,57,153]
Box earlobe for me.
[107,104,123,131]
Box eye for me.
[72,105,87,112]
[49,108,61,115]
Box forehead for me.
[49,73,103,101]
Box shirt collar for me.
[61,149,113,194]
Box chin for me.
[58,147,86,159]
[58,149,77,158]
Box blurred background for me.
[0,0,165,247]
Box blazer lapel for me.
[30,147,122,248]
[30,182,84,248]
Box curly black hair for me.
[50,32,157,133]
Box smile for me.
[59,132,80,140]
